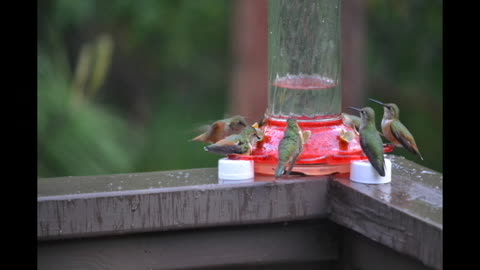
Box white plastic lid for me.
[350,158,392,184]
[218,158,254,182]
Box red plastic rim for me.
[228,115,394,175]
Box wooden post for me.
[341,0,366,111]
[229,0,268,123]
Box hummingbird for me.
[275,118,311,179]
[341,113,361,135]
[191,115,248,144]
[368,98,423,160]
[257,115,268,128]
[348,107,385,177]
[204,124,264,155]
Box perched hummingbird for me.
[191,115,248,144]
[348,107,385,177]
[369,98,423,160]
[275,118,311,179]
[204,124,264,155]
[341,113,361,135]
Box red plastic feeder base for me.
[229,115,394,176]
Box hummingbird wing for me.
[204,135,245,155]
[275,139,289,178]
[351,115,362,129]
[342,113,361,129]
[286,133,305,176]
[286,151,300,176]
[360,128,386,177]
[275,134,299,178]
[390,121,423,159]
[192,121,226,143]
[204,144,243,155]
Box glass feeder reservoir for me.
[268,0,341,119]
[230,0,392,176]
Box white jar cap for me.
[218,158,254,182]
[350,158,392,184]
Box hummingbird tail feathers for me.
[369,157,386,177]
[275,164,285,179]
[191,133,208,143]
[376,163,386,177]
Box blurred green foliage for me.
[38,0,232,177]
[38,37,143,177]
[38,0,442,177]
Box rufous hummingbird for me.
[204,123,264,155]
[191,115,248,144]
[348,107,386,177]
[368,98,423,160]
[275,118,311,179]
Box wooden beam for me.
[38,172,329,240]
[38,220,339,270]
[328,155,442,269]
[38,155,442,269]
[337,226,433,270]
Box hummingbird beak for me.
[347,107,361,112]
[368,98,386,106]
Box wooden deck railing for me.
[38,154,442,270]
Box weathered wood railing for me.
[38,155,442,270]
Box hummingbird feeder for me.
[229,0,393,176]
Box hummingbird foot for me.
[288,171,307,177]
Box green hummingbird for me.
[204,124,264,155]
[368,98,423,160]
[341,113,361,135]
[348,107,385,177]
[191,115,248,144]
[275,118,311,179]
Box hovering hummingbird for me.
[341,113,361,135]
[191,115,248,144]
[204,124,264,155]
[275,118,311,179]
[348,107,385,177]
[368,98,423,160]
